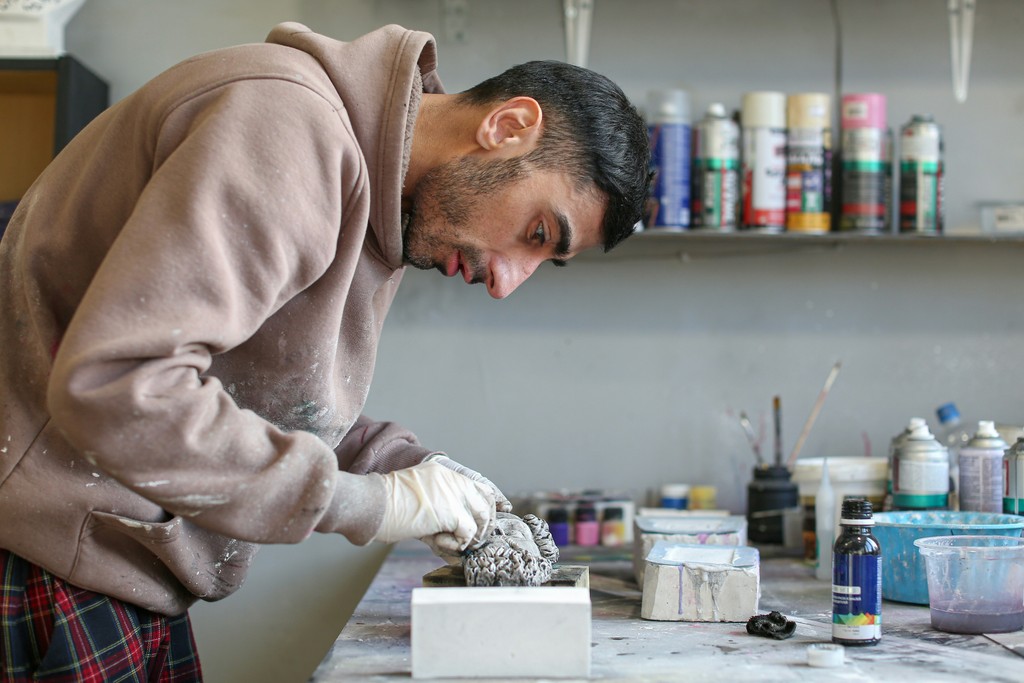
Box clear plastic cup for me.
[914,535,1024,634]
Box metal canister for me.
[740,91,787,232]
[884,418,926,511]
[1004,437,1024,515]
[892,419,949,510]
[958,421,1008,513]
[785,93,832,234]
[692,103,740,230]
[645,89,692,230]
[839,93,891,233]
[899,114,944,234]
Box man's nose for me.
[487,257,542,299]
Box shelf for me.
[584,229,1024,262]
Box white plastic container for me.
[793,457,888,561]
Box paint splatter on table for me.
[311,542,1023,682]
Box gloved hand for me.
[426,454,513,513]
[371,460,496,553]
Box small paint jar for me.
[600,506,626,547]
[574,504,600,546]
[546,507,571,547]
[690,485,718,510]
[660,483,690,509]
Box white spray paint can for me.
[740,91,787,232]
[892,419,949,510]
[959,421,1008,513]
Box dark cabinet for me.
[0,55,108,236]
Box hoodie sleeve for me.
[335,413,439,475]
[47,76,385,546]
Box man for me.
[0,22,650,680]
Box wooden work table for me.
[311,541,1024,682]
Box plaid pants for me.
[0,549,202,682]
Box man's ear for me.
[475,96,542,154]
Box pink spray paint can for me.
[839,93,892,233]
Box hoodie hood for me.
[266,22,444,269]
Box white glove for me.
[372,460,496,553]
[426,454,513,513]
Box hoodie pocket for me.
[72,510,258,614]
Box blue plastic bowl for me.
[872,511,1024,604]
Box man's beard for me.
[403,155,528,274]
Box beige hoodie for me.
[0,23,443,615]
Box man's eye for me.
[533,222,547,245]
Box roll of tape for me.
[807,643,844,667]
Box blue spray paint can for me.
[645,89,691,229]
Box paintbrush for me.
[773,395,782,467]
[739,411,764,466]
[787,360,843,468]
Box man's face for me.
[403,155,607,299]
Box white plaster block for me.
[641,542,760,622]
[411,586,591,679]
[632,515,748,586]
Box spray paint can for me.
[892,419,949,510]
[884,418,926,511]
[646,89,692,230]
[899,114,944,234]
[786,93,832,233]
[958,421,1008,513]
[692,103,740,231]
[1004,437,1024,515]
[740,91,787,232]
[839,93,891,233]
[832,499,882,646]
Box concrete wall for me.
[59,1,1024,681]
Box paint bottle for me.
[600,505,627,547]
[689,485,718,510]
[546,506,572,547]
[1003,437,1024,516]
[692,102,740,231]
[574,503,600,547]
[747,465,798,545]
[740,91,787,232]
[645,88,692,230]
[832,498,881,646]
[660,483,690,510]
[958,421,1008,513]
[839,93,891,233]
[814,458,835,581]
[892,419,949,510]
[899,114,944,234]
[936,402,970,510]
[786,93,833,233]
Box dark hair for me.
[458,61,651,252]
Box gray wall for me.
[60,1,1024,681]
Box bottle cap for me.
[966,420,1008,450]
[787,93,830,129]
[841,93,886,129]
[936,402,960,424]
[741,91,786,128]
[546,507,569,524]
[706,102,727,118]
[839,498,874,525]
[602,506,623,521]
[807,643,844,667]
[647,88,690,123]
